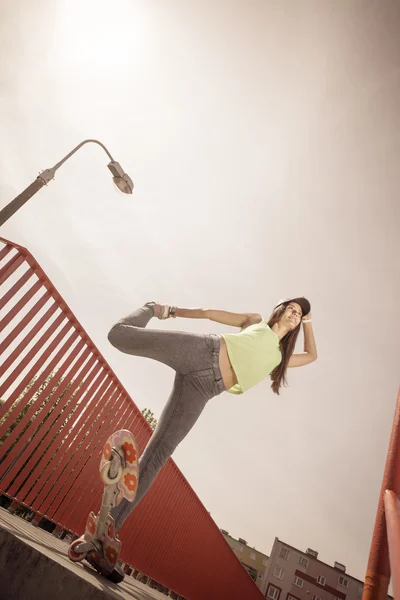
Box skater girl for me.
[103,297,317,564]
[74,298,317,579]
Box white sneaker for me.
[153,303,171,320]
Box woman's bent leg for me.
[108,304,215,374]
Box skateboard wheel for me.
[100,460,123,485]
[68,539,88,562]
[107,565,125,583]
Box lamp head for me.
[107,161,133,194]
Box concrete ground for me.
[0,508,170,600]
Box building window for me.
[338,576,349,588]
[299,556,309,568]
[267,585,280,600]
[313,595,321,600]
[317,575,326,586]
[358,588,363,598]
[262,558,269,567]
[238,545,244,552]
[273,566,285,580]
[258,573,264,580]
[280,547,290,560]
[293,576,304,588]
[288,596,299,600]
[250,552,256,560]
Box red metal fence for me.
[384,490,400,600]
[363,388,400,600]
[0,237,265,600]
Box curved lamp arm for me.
[0,139,133,227]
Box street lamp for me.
[0,139,133,227]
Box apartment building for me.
[260,538,392,600]
[220,529,269,590]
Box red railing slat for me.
[0,334,84,475]
[6,351,98,495]
[0,252,25,286]
[0,278,43,332]
[25,371,111,510]
[0,243,12,262]
[0,266,34,311]
[0,316,71,422]
[0,291,54,356]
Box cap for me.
[275,297,311,316]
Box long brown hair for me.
[267,305,301,395]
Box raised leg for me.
[107,303,216,374]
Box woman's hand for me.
[289,311,317,367]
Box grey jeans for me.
[107,303,225,531]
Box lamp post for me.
[0,139,133,227]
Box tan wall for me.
[222,533,269,589]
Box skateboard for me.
[67,429,139,576]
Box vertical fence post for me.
[363,388,400,600]
[384,490,400,600]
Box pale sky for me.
[1,0,399,585]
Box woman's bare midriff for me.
[218,336,238,390]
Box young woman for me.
[97,297,317,579]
